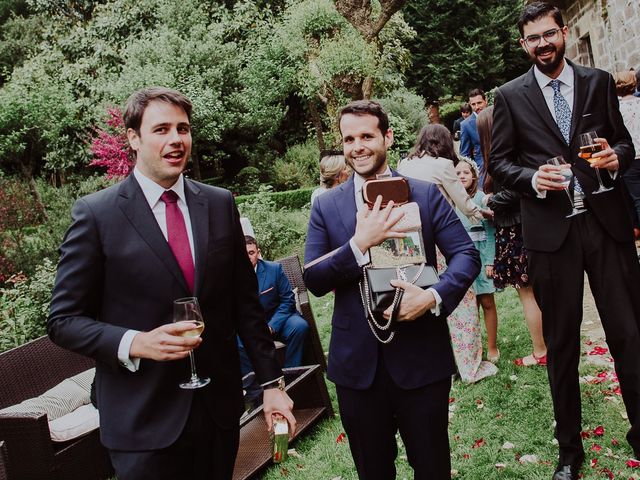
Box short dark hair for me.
[245,235,258,247]
[124,87,193,133]
[468,88,486,100]
[460,102,472,114]
[517,2,564,38]
[338,100,390,135]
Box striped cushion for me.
[0,368,95,421]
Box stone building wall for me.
[559,0,640,73]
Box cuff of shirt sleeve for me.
[531,172,547,199]
[427,287,442,316]
[118,329,141,372]
[350,237,370,266]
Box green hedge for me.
[235,187,314,210]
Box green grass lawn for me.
[262,289,640,479]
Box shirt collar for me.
[133,166,186,209]
[534,59,574,90]
[353,166,392,195]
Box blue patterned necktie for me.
[550,79,584,204]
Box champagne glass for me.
[578,131,613,194]
[173,297,210,389]
[547,156,585,217]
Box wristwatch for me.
[264,377,286,391]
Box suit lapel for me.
[568,60,590,142]
[336,177,357,237]
[118,175,189,292]
[522,67,567,145]
[256,260,267,293]
[185,179,209,295]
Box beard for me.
[347,152,387,179]
[532,40,565,75]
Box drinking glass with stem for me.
[578,131,613,194]
[546,155,585,217]
[173,296,210,389]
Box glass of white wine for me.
[546,155,585,217]
[173,297,210,389]
[578,131,613,194]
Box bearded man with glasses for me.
[489,2,638,479]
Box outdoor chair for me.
[276,254,327,371]
[0,336,113,480]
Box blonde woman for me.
[310,150,350,205]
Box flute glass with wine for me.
[578,131,613,194]
[546,156,585,217]
[173,297,210,389]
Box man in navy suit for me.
[48,87,295,480]
[239,236,308,405]
[489,3,639,478]
[460,88,489,172]
[304,100,480,479]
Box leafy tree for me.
[403,0,530,101]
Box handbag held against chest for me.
[358,177,439,343]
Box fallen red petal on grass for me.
[612,439,620,446]
[472,438,486,449]
[591,444,603,452]
[597,371,609,379]
[627,459,640,468]
[463,454,470,459]
[590,458,598,467]
[588,347,609,356]
[594,426,605,436]
[582,431,592,439]
[600,467,614,479]
[336,433,346,443]
[449,397,455,403]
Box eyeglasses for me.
[523,28,562,48]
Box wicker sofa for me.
[0,337,113,480]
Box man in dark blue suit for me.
[304,100,480,479]
[460,88,489,172]
[239,236,308,406]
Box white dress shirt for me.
[117,168,195,371]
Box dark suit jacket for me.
[256,259,298,333]
[460,114,483,168]
[489,60,636,252]
[303,174,480,390]
[47,175,281,451]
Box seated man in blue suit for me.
[239,236,309,406]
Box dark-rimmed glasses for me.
[523,28,561,48]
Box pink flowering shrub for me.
[89,107,134,178]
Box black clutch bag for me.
[359,264,440,343]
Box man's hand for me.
[353,195,406,253]
[536,164,566,191]
[263,388,297,436]
[588,137,619,171]
[129,322,201,361]
[383,281,435,321]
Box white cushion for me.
[0,368,95,421]
[292,287,302,314]
[48,404,99,442]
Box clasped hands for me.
[352,195,436,323]
[536,137,618,191]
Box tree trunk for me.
[308,101,326,151]
[19,162,48,221]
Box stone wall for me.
[561,0,640,73]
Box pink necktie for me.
[160,190,195,293]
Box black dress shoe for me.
[552,457,584,480]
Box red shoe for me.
[514,352,547,366]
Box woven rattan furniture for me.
[0,441,8,480]
[0,336,113,480]
[276,255,327,371]
[233,365,333,480]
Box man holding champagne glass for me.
[48,87,295,480]
[489,3,639,479]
